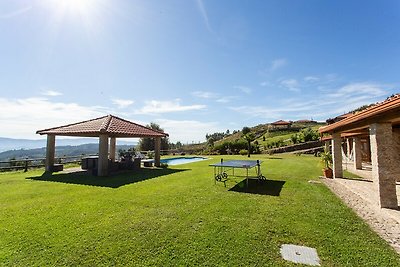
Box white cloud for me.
[155,119,223,143]
[329,82,387,98]
[230,82,390,122]
[136,99,206,114]
[0,97,107,139]
[260,81,270,87]
[112,98,134,109]
[41,89,63,96]
[192,91,218,99]
[280,79,300,92]
[234,86,252,94]
[304,76,319,82]
[270,58,287,71]
[216,96,238,103]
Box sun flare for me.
[54,0,96,15]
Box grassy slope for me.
[0,155,398,266]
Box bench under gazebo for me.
[36,115,168,176]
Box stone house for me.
[319,94,400,209]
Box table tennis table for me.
[210,159,266,187]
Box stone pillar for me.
[332,132,343,178]
[365,137,372,162]
[392,129,400,182]
[98,134,109,176]
[154,137,161,167]
[346,138,352,159]
[45,134,56,172]
[109,137,116,162]
[353,137,363,170]
[370,123,398,209]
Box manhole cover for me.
[280,244,320,266]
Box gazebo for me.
[36,115,168,176]
[319,94,400,209]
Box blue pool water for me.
[160,156,208,165]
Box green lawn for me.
[1,154,399,266]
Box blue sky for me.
[1,0,399,143]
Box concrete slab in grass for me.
[280,244,321,266]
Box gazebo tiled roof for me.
[36,115,168,138]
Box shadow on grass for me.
[27,168,188,188]
[229,178,285,196]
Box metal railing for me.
[0,154,98,172]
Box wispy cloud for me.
[216,96,238,103]
[136,99,206,114]
[280,79,300,92]
[41,89,63,96]
[192,91,218,99]
[270,58,287,71]
[234,86,252,94]
[112,98,134,109]
[0,97,107,138]
[195,0,213,33]
[328,82,387,98]
[156,118,223,143]
[260,81,271,87]
[0,6,32,19]
[304,76,319,82]
[230,82,390,122]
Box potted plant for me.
[320,149,333,178]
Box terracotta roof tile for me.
[271,120,291,125]
[36,115,168,138]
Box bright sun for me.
[57,0,95,15]
[45,0,100,18]
[44,0,108,35]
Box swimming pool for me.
[160,156,208,165]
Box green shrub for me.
[239,149,248,156]
[160,163,168,168]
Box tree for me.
[207,136,216,148]
[139,123,169,151]
[242,127,255,157]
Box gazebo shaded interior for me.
[36,115,168,176]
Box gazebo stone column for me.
[109,137,116,162]
[154,137,161,167]
[98,134,109,176]
[346,138,352,158]
[45,134,56,172]
[353,137,363,170]
[370,123,398,209]
[332,132,343,178]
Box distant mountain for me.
[0,143,137,161]
[0,137,137,153]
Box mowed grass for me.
[0,154,399,266]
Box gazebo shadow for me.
[228,178,285,196]
[27,168,188,188]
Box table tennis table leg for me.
[246,168,249,187]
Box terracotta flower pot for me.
[323,168,333,178]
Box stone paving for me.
[323,165,400,254]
